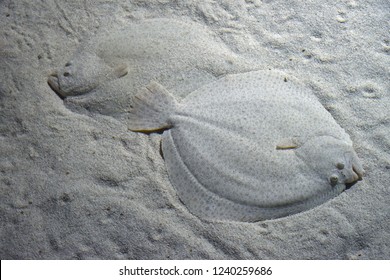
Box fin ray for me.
[126,81,178,132]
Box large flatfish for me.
[127,70,364,222]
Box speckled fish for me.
[127,70,364,222]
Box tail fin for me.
[126,81,178,132]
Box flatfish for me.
[127,70,364,222]
[47,18,254,117]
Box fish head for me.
[296,136,364,186]
[48,52,128,98]
[329,149,365,186]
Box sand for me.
[0,0,389,259]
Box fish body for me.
[127,70,364,222]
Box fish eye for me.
[329,174,339,186]
[336,162,345,170]
[65,61,72,67]
[63,71,71,77]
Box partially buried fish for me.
[127,70,364,222]
[47,19,254,117]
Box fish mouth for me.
[344,164,364,184]
[47,72,66,99]
[342,151,364,184]
[352,164,364,181]
[345,169,359,184]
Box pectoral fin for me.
[114,63,128,78]
[276,137,301,150]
